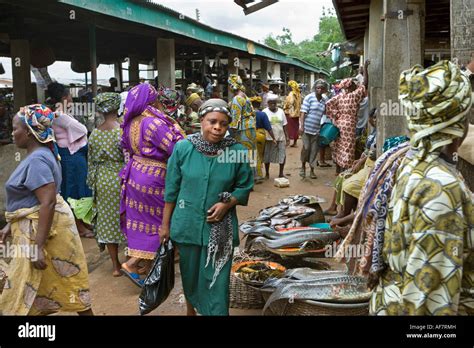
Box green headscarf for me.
[94,92,121,113]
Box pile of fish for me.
[252,229,339,251]
[242,225,340,256]
[235,262,285,286]
[261,268,372,315]
[240,204,317,231]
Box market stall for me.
[230,195,372,315]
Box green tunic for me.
[165,139,254,247]
[164,139,253,315]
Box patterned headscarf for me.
[17,104,59,159]
[288,80,300,93]
[157,87,181,116]
[249,96,262,103]
[288,80,301,109]
[228,74,245,92]
[399,60,472,160]
[198,98,232,120]
[339,78,354,90]
[94,92,121,113]
[185,93,201,107]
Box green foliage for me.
[263,7,346,80]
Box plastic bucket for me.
[319,123,340,145]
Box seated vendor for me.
[324,108,377,219]
[184,93,203,134]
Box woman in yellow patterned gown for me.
[370,60,473,316]
[228,74,256,156]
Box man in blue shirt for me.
[299,80,328,179]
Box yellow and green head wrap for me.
[94,92,121,113]
[249,96,262,104]
[399,60,472,159]
[228,74,245,92]
[185,93,202,107]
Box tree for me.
[263,7,348,80]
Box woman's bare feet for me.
[122,259,140,274]
[323,209,338,216]
[330,215,352,229]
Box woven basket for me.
[229,273,265,309]
[229,260,286,309]
[260,288,369,316]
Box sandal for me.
[299,168,306,178]
[309,172,317,179]
[121,263,144,288]
[318,161,332,168]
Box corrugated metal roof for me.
[58,0,328,75]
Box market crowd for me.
[0,57,473,316]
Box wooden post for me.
[11,39,32,111]
[89,24,97,97]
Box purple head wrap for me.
[121,83,158,151]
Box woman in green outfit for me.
[160,98,254,316]
[87,93,125,277]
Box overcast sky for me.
[157,0,335,43]
[0,0,334,83]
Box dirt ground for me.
[73,145,337,316]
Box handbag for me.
[138,241,175,315]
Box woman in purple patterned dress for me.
[119,83,185,286]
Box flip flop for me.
[120,264,144,288]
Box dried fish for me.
[251,231,340,250]
[283,268,347,280]
[262,275,372,314]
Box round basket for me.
[229,273,265,309]
[229,260,286,309]
[260,286,369,316]
[260,288,369,316]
